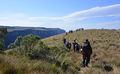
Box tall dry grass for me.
[42,29,120,74]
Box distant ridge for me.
[0,26,65,49]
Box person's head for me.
[83,41,88,46]
[74,40,76,42]
[75,39,77,42]
[86,39,89,42]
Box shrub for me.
[56,61,61,67]
[28,41,50,60]
[50,46,60,51]
[103,65,113,72]
[0,28,8,50]
[0,50,6,54]
[7,49,17,55]
[8,43,15,49]
[62,61,69,71]
[28,49,48,60]
[20,34,40,54]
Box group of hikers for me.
[63,38,92,67]
[65,28,84,35]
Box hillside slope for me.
[42,29,120,74]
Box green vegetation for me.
[42,29,120,74]
[0,28,8,50]
[62,61,69,71]
[1,34,69,74]
[8,36,22,49]
[1,29,120,74]
[0,50,6,54]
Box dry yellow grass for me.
[42,29,120,74]
[1,29,120,74]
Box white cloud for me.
[29,4,120,22]
[0,4,120,30]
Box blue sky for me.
[0,0,120,31]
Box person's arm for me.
[81,46,83,52]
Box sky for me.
[0,0,120,31]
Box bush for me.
[62,61,69,71]
[28,41,50,60]
[28,49,48,60]
[50,46,60,51]
[8,43,15,49]
[0,50,6,54]
[0,28,8,50]
[59,46,70,52]
[20,34,40,54]
[56,61,61,67]
[7,49,17,55]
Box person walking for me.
[81,40,92,67]
[72,40,76,52]
[75,43,80,53]
[63,38,66,44]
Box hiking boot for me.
[86,65,89,67]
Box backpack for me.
[82,45,91,56]
[75,44,79,49]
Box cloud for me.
[29,4,120,22]
[0,4,120,30]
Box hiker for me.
[63,38,66,44]
[65,41,68,46]
[81,40,92,67]
[69,30,73,33]
[67,42,71,50]
[86,39,92,54]
[75,43,80,52]
[65,42,71,49]
[72,40,76,52]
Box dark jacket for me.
[73,42,76,47]
[81,44,92,56]
[85,40,92,54]
[76,43,80,50]
[66,42,71,49]
[63,38,66,44]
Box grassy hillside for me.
[42,29,120,74]
[0,29,120,74]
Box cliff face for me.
[0,26,65,48]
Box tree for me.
[14,36,22,47]
[0,28,8,50]
[20,34,40,54]
[8,36,22,49]
[8,43,15,49]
